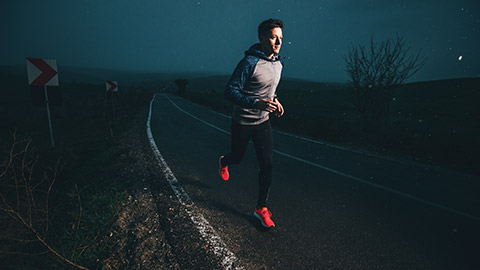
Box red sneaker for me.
[219,156,229,181]
[254,207,275,228]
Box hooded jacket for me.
[224,43,283,125]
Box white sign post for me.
[26,58,59,147]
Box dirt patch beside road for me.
[104,104,223,269]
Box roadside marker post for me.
[105,81,118,116]
[26,58,59,148]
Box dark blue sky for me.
[1,0,479,82]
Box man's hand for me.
[273,98,284,117]
[255,99,277,113]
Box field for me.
[177,75,480,176]
[1,65,478,268]
[0,67,156,269]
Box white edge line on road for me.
[165,94,480,222]
[147,94,244,270]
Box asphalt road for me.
[150,93,480,270]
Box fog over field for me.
[1,0,479,82]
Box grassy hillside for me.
[0,69,155,268]
[176,76,480,176]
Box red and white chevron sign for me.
[105,81,118,93]
[26,58,59,86]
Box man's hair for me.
[258,18,284,38]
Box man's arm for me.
[224,57,258,108]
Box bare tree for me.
[344,34,427,129]
[0,132,90,270]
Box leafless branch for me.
[0,132,90,270]
[344,34,427,128]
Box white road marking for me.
[167,95,229,135]
[164,94,480,222]
[147,94,244,270]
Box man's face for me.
[260,27,283,56]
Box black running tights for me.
[221,120,273,208]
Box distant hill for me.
[0,65,212,88]
[183,75,347,93]
[1,64,477,94]
[182,74,479,96]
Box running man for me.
[219,18,285,228]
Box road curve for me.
[149,93,480,270]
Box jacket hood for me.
[245,43,280,61]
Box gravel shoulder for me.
[103,103,224,270]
